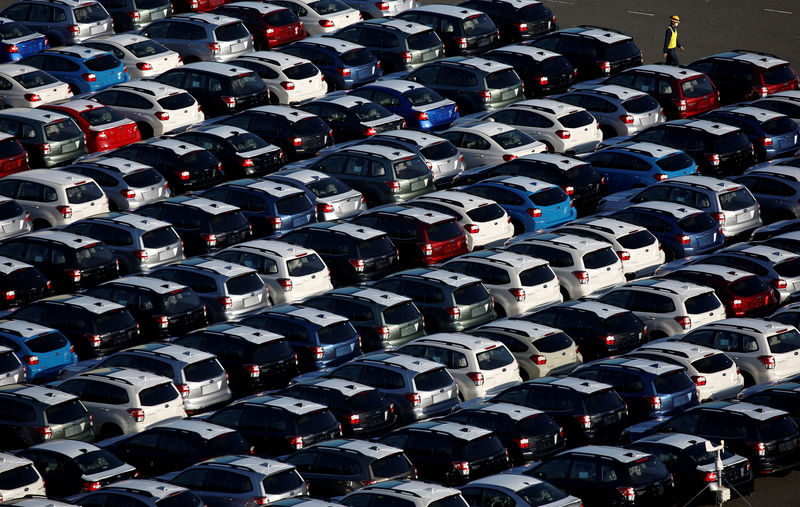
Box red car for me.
[213,3,307,50]
[174,0,225,13]
[0,132,29,178]
[39,99,140,153]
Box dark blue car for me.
[610,200,725,261]
[700,106,800,162]
[349,79,459,131]
[0,319,77,381]
[279,36,381,91]
[19,45,128,94]
[581,141,698,194]
[200,178,317,238]
[0,17,48,62]
[299,94,406,142]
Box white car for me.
[0,64,72,107]
[82,34,183,80]
[212,239,333,305]
[627,341,744,402]
[87,80,203,138]
[269,0,361,35]
[232,51,327,105]
[440,122,546,169]
[456,99,602,154]
[397,333,521,400]
[0,453,45,502]
[408,190,512,250]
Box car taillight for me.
[415,111,430,121]
[153,315,168,329]
[452,461,470,476]
[572,270,589,284]
[478,90,491,101]
[273,277,292,292]
[154,111,169,121]
[463,223,480,234]
[705,153,720,166]
[304,345,323,360]
[525,207,543,218]
[244,364,260,378]
[732,299,742,311]
[339,67,351,76]
[561,185,574,195]
[136,61,153,71]
[318,203,335,214]
[200,233,216,246]
[749,441,766,457]
[67,24,80,34]
[82,481,102,492]
[175,383,190,398]
[420,243,433,257]
[676,234,691,245]
[617,486,635,502]
[691,375,707,386]
[349,258,365,272]
[456,37,467,49]
[616,250,630,261]
[221,96,236,108]
[531,354,547,365]
[406,392,421,406]
[66,269,81,282]
[374,326,390,341]
[618,114,635,124]
[758,355,776,369]
[287,436,303,449]
[385,180,400,193]
[363,126,377,136]
[772,278,788,289]
[399,51,413,63]
[509,288,526,301]
[553,129,570,140]
[597,60,611,73]
[207,42,220,52]
[466,371,484,386]
[85,334,101,348]
[127,408,145,422]
[55,205,72,218]
[82,72,96,82]
[674,316,691,330]
[24,93,41,102]
[21,354,38,365]
[574,414,591,429]
[116,187,137,200]
[516,22,527,32]
[650,172,668,182]
[603,335,615,346]
[268,216,282,229]
[502,154,517,161]
[645,395,662,411]
[375,0,389,8]
[446,307,460,320]
[319,19,335,27]
[755,86,769,98]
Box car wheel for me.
[100,424,123,439]
[494,303,506,318]
[741,371,755,387]
[32,219,50,231]
[69,84,81,96]
[648,331,667,341]
[510,219,525,235]
[600,126,616,140]
[137,122,154,139]
[183,56,201,64]
[560,287,571,301]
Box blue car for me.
[200,179,317,238]
[463,175,576,234]
[279,36,381,91]
[349,79,459,131]
[0,319,77,381]
[581,141,698,194]
[238,304,362,371]
[610,200,725,261]
[700,106,800,162]
[19,46,128,94]
[0,17,48,62]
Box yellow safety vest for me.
[667,26,678,49]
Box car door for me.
[201,468,251,507]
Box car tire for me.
[32,219,50,231]
[560,287,571,301]
[510,218,525,235]
[183,56,201,64]
[100,424,123,439]
[494,303,506,318]
[137,122,154,139]
[600,126,616,140]
[741,371,755,387]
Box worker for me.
[663,14,684,65]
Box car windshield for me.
[139,382,179,405]
[477,345,514,369]
[691,352,733,373]
[45,399,86,424]
[530,187,567,206]
[215,23,250,41]
[125,39,168,57]
[462,13,495,37]
[277,193,312,215]
[583,247,618,269]
[158,92,195,110]
[0,21,33,39]
[286,253,326,276]
[227,132,269,152]
[393,156,429,179]
[403,87,445,106]
[414,367,453,391]
[79,106,125,126]
[0,465,40,490]
[492,129,534,149]
[74,242,114,267]
[262,470,304,494]
[85,55,119,72]
[156,491,204,507]
[25,331,68,353]
[763,64,797,85]
[74,4,108,23]
[0,199,24,219]
[518,483,568,507]
[622,94,660,113]
[485,69,520,89]
[306,176,350,198]
[72,450,124,474]
[719,187,756,210]
[520,264,556,286]
[467,203,505,222]
[318,321,356,345]
[44,119,82,141]
[454,282,490,305]
[226,273,264,295]
[767,328,800,353]
[584,389,624,412]
[420,140,458,160]
[654,370,693,394]
[283,62,318,80]
[264,9,297,25]
[142,227,180,248]
[296,409,338,433]
[371,453,413,479]
[307,0,350,14]
[712,132,751,154]
[602,40,640,60]
[184,357,224,381]
[95,309,136,333]
[559,110,594,128]
[352,103,391,122]
[357,236,395,257]
[383,301,419,325]
[13,70,59,89]
[656,152,695,172]
[427,220,463,242]
[730,276,769,296]
[161,288,201,313]
[210,211,248,233]
[625,457,669,486]
[407,30,441,50]
[680,75,715,97]
[678,213,717,233]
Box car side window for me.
[462,133,490,150]
[141,20,170,38]
[409,66,440,85]
[158,70,186,89]
[205,470,252,493]
[533,457,571,480]
[597,289,632,309]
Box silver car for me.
[0,197,32,241]
[138,13,254,63]
[0,346,25,386]
[460,474,581,507]
[1,0,112,46]
[62,158,170,211]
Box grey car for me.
[459,474,581,507]
[138,12,254,63]
[99,0,172,32]
[0,346,24,386]
[61,158,170,211]
[734,165,800,223]
[0,198,31,241]
[1,0,113,46]
[62,212,184,275]
[555,84,666,139]
[0,108,87,168]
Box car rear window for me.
[45,399,87,424]
[292,116,328,135]
[602,40,640,60]
[156,491,204,507]
[85,54,119,72]
[520,265,556,286]
[296,408,338,433]
[656,152,695,172]
[420,140,458,160]
[622,94,660,114]
[477,345,514,369]
[74,3,108,23]
[79,106,126,127]
[253,338,294,363]
[430,494,470,507]
[403,87,445,107]
[393,156,430,179]
[461,434,504,458]
[276,193,312,215]
[206,432,252,455]
[210,211,249,233]
[691,353,733,374]
[14,70,58,89]
[0,351,19,371]
[426,220,463,242]
[763,64,797,85]
[67,182,104,204]
[286,253,326,277]
[485,68,520,89]
[407,29,441,51]
[227,132,269,153]
[123,168,162,188]
[0,464,39,490]
[75,242,115,267]
[616,230,656,249]
[719,187,756,210]
[454,282,490,305]
[559,110,594,128]
[685,291,722,313]
[767,328,800,353]
[72,449,124,474]
[215,22,250,41]
[680,75,715,97]
[262,469,304,494]
[492,129,534,149]
[264,8,297,25]
[624,457,669,486]
[25,331,68,353]
[730,276,769,297]
[183,357,224,382]
[371,452,413,479]
[142,226,180,248]
[0,138,23,159]
[305,177,350,198]
[3,268,48,294]
[307,0,349,15]
[318,321,356,345]
[564,164,601,184]
[462,13,495,37]
[341,48,373,66]
[467,203,505,222]
[383,301,420,325]
[158,287,200,314]
[357,236,395,258]
[230,72,266,95]
[283,62,318,80]
[712,132,751,153]
[125,39,168,58]
[518,482,568,507]
[653,370,693,394]
[158,92,196,110]
[530,187,567,206]
[604,311,642,334]
[44,119,82,141]
[775,258,800,278]
[0,21,32,39]
[0,199,24,220]
[678,213,717,233]
[139,382,179,406]
[348,388,386,411]
[582,247,618,269]
[761,116,797,135]
[95,309,136,333]
[352,103,392,123]
[226,272,264,295]
[414,367,453,391]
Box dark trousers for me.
[665,48,680,65]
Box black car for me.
[483,44,575,97]
[522,446,676,507]
[300,95,406,142]
[86,277,207,339]
[459,0,556,43]
[489,376,628,445]
[99,420,252,476]
[397,5,500,56]
[154,62,270,118]
[11,294,139,360]
[440,402,564,465]
[622,401,800,475]
[279,378,397,436]
[528,25,643,80]
[219,105,334,160]
[0,256,52,310]
[378,421,510,485]
[136,196,252,257]
[523,300,647,361]
[171,323,298,395]
[204,394,341,456]
[0,230,118,295]
[286,440,415,497]
[279,222,399,286]
[173,125,286,179]
[107,138,225,194]
[738,380,800,425]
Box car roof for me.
[532,376,612,394]
[88,212,172,231]
[451,121,517,135]
[561,216,647,237]
[465,402,544,420]
[234,51,311,69]
[437,56,511,72]
[0,384,77,405]
[623,278,713,298]
[0,319,57,339]
[563,300,631,318]
[315,439,403,459]
[630,64,704,80]
[373,129,448,148]
[637,340,726,362]
[326,287,410,307]
[28,440,102,459]
[633,432,713,450]
[415,189,496,210]
[675,263,756,281]
[364,79,433,94]
[167,196,240,215]
[409,332,504,353]
[718,106,784,122]
[298,35,364,52]
[78,366,172,389]
[173,12,241,25]
[581,84,648,101]
[480,175,558,192]
[270,305,349,326]
[172,257,255,277]
[222,239,315,259]
[0,64,45,77]
[726,243,798,262]
[201,455,294,475]
[466,473,546,492]
[491,44,561,62]
[87,33,154,46]
[223,1,286,13]
[364,18,431,34]
[191,124,256,139]
[26,230,100,248]
[564,26,632,43]
[510,98,582,117]
[303,377,374,396]
[158,418,236,437]
[104,479,188,499]
[586,357,684,376]
[702,318,791,335]
[710,50,789,68]
[227,178,304,197]
[705,400,788,420]
[0,256,32,275]
[391,267,482,288]
[111,80,186,97]
[308,222,385,240]
[73,157,154,175]
[565,445,650,462]
[407,4,483,18]
[200,323,285,344]
[677,119,740,135]
[9,168,91,187]
[102,276,186,294]
[750,164,800,181]
[0,453,34,474]
[613,141,683,158]
[375,205,453,225]
[358,479,460,501]
[45,46,109,61]
[340,144,416,160]
[669,174,742,192]
[128,342,215,364]
[357,351,445,372]
[238,394,327,414]
[628,200,704,219]
[451,250,547,270]
[516,152,588,169]
[312,94,378,108]
[520,232,610,252]
[409,421,493,440]
[475,319,562,339]
[45,294,124,314]
[246,105,318,121]
[144,138,206,156]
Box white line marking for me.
[627,10,654,16]
[764,8,792,14]
[548,0,573,4]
